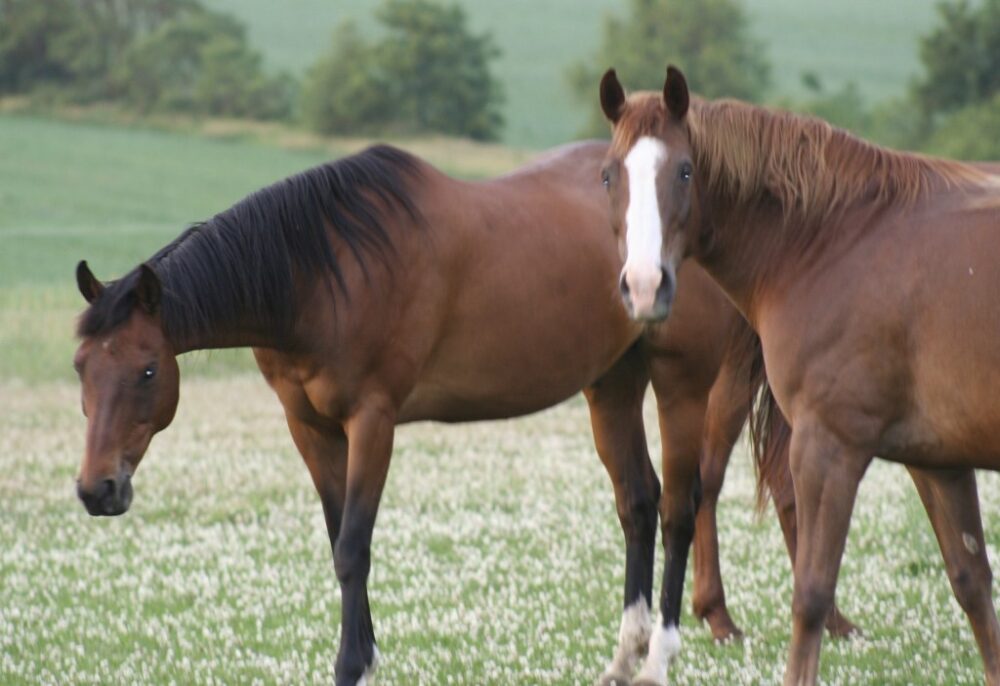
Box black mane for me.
[78,145,423,345]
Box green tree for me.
[914,0,1000,120]
[0,0,200,100]
[300,22,393,135]
[924,93,1000,161]
[300,0,504,140]
[568,0,770,136]
[116,9,293,119]
[0,0,87,93]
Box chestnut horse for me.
[599,66,1000,685]
[71,141,841,685]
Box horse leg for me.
[633,360,706,686]
[287,414,383,685]
[585,346,661,686]
[907,467,1000,685]
[766,441,860,638]
[315,399,393,686]
[286,417,369,669]
[783,419,871,686]
[691,356,747,641]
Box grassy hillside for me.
[0,114,532,382]
[205,0,942,148]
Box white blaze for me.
[622,137,668,316]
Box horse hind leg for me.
[691,355,747,641]
[907,466,1000,686]
[585,346,660,686]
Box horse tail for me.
[725,318,792,515]
[741,337,793,515]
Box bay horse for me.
[599,65,1000,685]
[71,140,841,686]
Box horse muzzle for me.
[619,264,675,322]
[77,472,133,516]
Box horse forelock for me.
[76,145,425,345]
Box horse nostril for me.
[100,478,116,500]
[618,272,631,297]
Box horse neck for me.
[155,256,308,356]
[692,196,788,322]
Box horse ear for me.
[135,263,161,314]
[663,65,690,120]
[76,260,104,303]
[600,68,627,123]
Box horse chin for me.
[622,298,672,323]
[77,473,133,517]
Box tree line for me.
[1,0,997,156]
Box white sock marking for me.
[602,598,653,679]
[635,623,681,685]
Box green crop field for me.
[204,0,943,148]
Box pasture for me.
[203,0,942,148]
[1,113,997,684]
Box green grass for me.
[0,115,345,382]
[205,0,943,148]
[0,378,993,684]
[0,114,534,383]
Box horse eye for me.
[142,366,156,381]
[601,170,611,189]
[679,163,693,182]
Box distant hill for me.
[205,0,942,148]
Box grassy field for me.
[0,114,533,382]
[1,376,995,684]
[2,106,999,683]
[204,0,943,148]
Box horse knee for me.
[793,584,834,631]
[334,538,371,585]
[618,481,660,544]
[661,501,696,543]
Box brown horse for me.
[71,140,838,685]
[599,65,1000,685]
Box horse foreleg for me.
[766,439,860,638]
[633,363,707,686]
[907,467,1000,686]
[287,417,374,679]
[585,347,660,686]
[783,419,870,686]
[328,398,396,686]
[691,357,747,641]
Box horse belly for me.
[398,305,637,423]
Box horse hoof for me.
[702,608,744,642]
[828,619,862,639]
[596,672,632,686]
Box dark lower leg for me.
[908,467,1000,685]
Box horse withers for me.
[599,65,1000,685]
